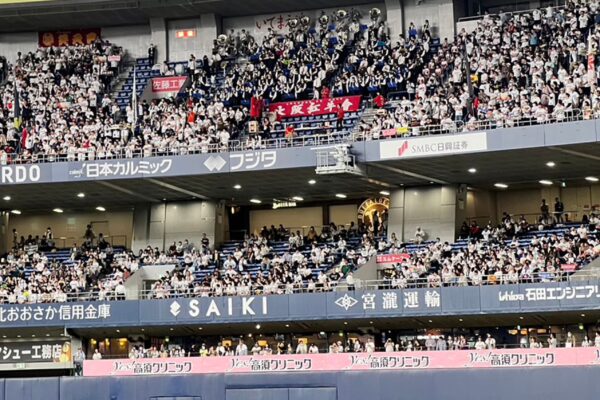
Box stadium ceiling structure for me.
[2,142,600,212]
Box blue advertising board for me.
[0,281,599,329]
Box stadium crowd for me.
[146,223,366,299]
[0,41,124,163]
[2,210,599,305]
[378,218,599,288]
[0,2,597,162]
[359,0,600,138]
[0,224,137,304]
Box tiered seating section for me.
[378,222,599,287]
[1,2,599,161]
[116,57,159,110]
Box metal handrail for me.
[457,4,564,22]
[0,109,591,166]
[2,270,594,304]
[139,270,598,300]
[356,108,584,140]
[13,235,129,251]
[94,343,584,360]
[0,132,352,166]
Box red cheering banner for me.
[38,29,101,47]
[376,253,410,264]
[268,96,361,120]
[151,76,188,94]
[84,348,600,377]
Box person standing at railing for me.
[548,333,558,348]
[581,336,592,347]
[73,347,85,376]
[235,340,248,356]
[474,337,486,350]
[554,197,565,224]
[540,199,550,225]
[436,336,447,351]
[485,334,496,349]
[92,349,102,360]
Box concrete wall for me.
[465,185,600,225]
[466,189,498,226]
[221,4,384,43]
[0,32,38,62]
[167,15,218,62]
[402,0,455,40]
[388,185,460,242]
[132,201,217,253]
[250,207,323,235]
[2,367,600,400]
[329,204,358,227]
[102,25,151,59]
[8,210,133,249]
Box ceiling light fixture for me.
[379,190,390,196]
[250,199,261,204]
[308,179,316,185]
[292,196,304,201]
[539,180,553,185]
[53,208,64,213]
[2,196,10,201]
[546,161,556,168]
[96,206,106,212]
[585,176,599,182]
[494,183,508,189]
[77,192,85,198]
[468,168,477,174]
[11,210,21,215]
[233,184,242,190]
[335,193,347,199]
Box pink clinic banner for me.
[84,348,600,377]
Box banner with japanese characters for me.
[151,76,188,94]
[0,340,71,364]
[268,96,362,120]
[379,132,488,160]
[83,348,600,377]
[38,29,101,47]
[0,146,318,185]
[2,282,600,329]
[376,253,410,264]
[0,301,126,328]
[221,4,384,41]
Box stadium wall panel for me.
[4,376,58,400]
[102,24,151,59]
[3,368,600,399]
